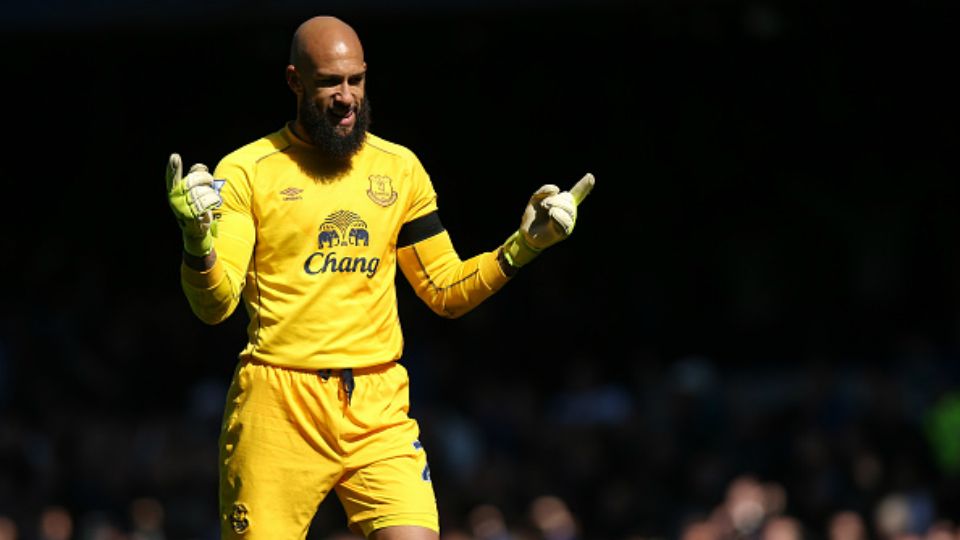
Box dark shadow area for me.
[2,1,960,539]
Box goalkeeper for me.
[165,14,594,540]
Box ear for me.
[286,65,303,95]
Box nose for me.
[334,81,355,108]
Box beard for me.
[300,95,371,162]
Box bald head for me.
[289,16,364,71]
[286,15,370,162]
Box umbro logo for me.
[280,187,303,201]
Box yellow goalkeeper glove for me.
[502,173,595,268]
[165,153,221,257]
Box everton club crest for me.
[367,174,398,207]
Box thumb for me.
[166,153,183,193]
[569,173,595,205]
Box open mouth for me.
[329,108,355,128]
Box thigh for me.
[335,363,439,536]
[335,448,439,537]
[219,360,345,539]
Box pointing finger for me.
[569,173,595,205]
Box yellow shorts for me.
[218,360,438,539]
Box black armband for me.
[397,211,445,248]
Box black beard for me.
[300,96,371,162]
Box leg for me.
[334,363,440,538]
[335,450,439,537]
[220,360,346,539]
[369,526,439,540]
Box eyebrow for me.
[314,69,366,79]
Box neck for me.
[289,120,312,144]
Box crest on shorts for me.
[230,503,250,534]
[367,175,398,207]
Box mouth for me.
[328,108,356,129]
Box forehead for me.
[303,37,365,75]
[311,57,365,77]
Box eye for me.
[348,74,365,86]
[315,76,342,88]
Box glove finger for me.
[189,163,209,174]
[183,169,215,190]
[189,186,222,215]
[542,192,575,214]
[548,206,574,235]
[569,173,595,205]
[166,153,183,193]
[531,184,560,203]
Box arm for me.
[396,213,512,319]
[397,173,595,318]
[166,153,254,325]
[178,210,254,324]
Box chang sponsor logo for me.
[303,210,381,278]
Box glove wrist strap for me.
[183,231,214,258]
[502,230,541,268]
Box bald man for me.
[164,15,594,540]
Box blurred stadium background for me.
[2,0,960,539]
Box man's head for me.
[287,16,369,161]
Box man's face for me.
[297,56,369,160]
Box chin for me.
[332,124,354,136]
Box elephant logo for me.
[317,210,369,249]
[367,175,398,207]
[318,228,340,248]
[348,227,370,246]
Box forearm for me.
[180,254,242,325]
[398,231,513,318]
[183,250,216,271]
[179,211,255,324]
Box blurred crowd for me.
[4,295,960,540]
[4,2,960,539]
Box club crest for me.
[367,175,397,206]
[230,503,250,534]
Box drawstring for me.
[341,368,354,405]
[317,368,355,405]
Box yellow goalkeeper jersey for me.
[180,124,510,370]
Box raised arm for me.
[165,153,253,324]
[397,173,595,318]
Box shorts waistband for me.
[315,364,392,377]
[242,357,395,376]
[241,359,397,406]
